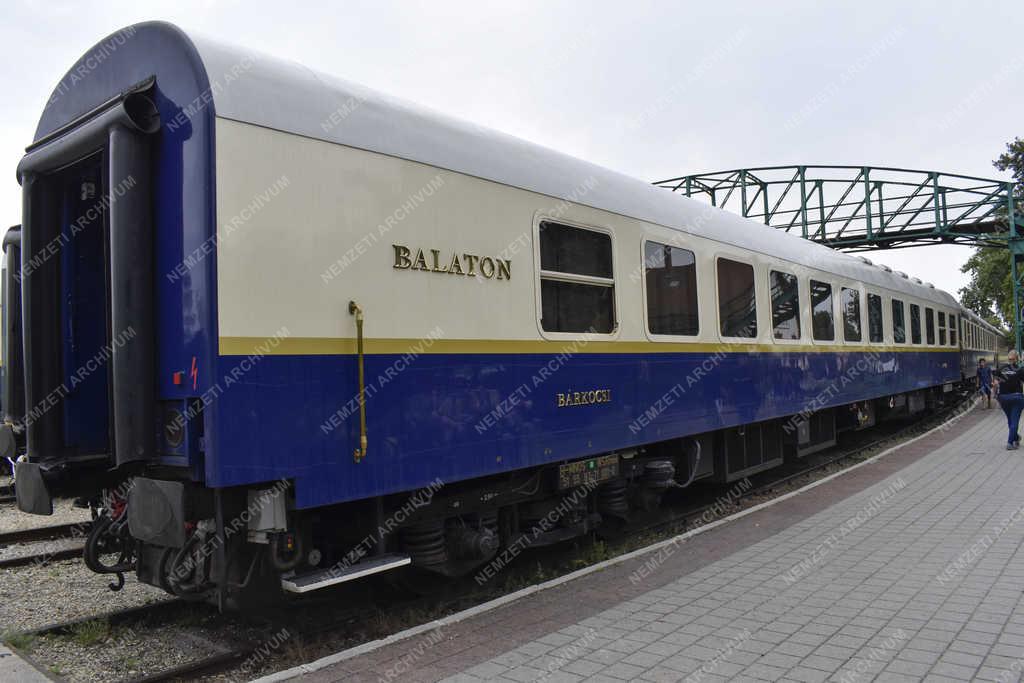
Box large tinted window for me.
[867,294,883,343]
[770,271,800,340]
[938,311,947,345]
[842,288,861,342]
[539,222,612,277]
[892,299,906,343]
[811,280,834,341]
[644,241,698,336]
[925,307,935,344]
[950,314,957,346]
[910,304,922,344]
[717,259,757,338]
[539,222,614,333]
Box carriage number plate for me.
[558,454,619,490]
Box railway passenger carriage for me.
[3,22,986,604]
[958,307,1003,379]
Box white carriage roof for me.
[960,306,1002,333]
[181,23,956,307]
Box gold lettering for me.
[430,249,448,273]
[393,248,510,282]
[556,388,613,408]
[496,259,511,280]
[480,257,495,278]
[393,244,412,269]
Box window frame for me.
[938,310,947,346]
[714,254,760,342]
[866,292,884,344]
[840,285,863,344]
[891,298,907,345]
[768,268,802,344]
[909,303,923,345]
[640,237,701,342]
[925,307,936,345]
[533,216,619,340]
[809,278,837,344]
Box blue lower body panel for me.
[207,350,958,508]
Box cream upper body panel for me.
[215,118,960,351]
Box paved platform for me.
[270,404,1024,682]
[0,643,52,682]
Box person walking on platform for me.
[978,358,993,409]
[995,350,1024,450]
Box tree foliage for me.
[958,137,1024,336]
[994,136,1024,198]
[959,246,1012,328]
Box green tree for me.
[994,137,1024,201]
[958,137,1024,339]
[959,246,1012,328]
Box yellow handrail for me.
[349,301,367,463]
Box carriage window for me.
[938,311,947,345]
[867,294,883,343]
[892,299,906,343]
[925,307,935,344]
[717,258,757,338]
[810,280,834,341]
[910,304,922,344]
[842,287,861,342]
[644,241,698,336]
[949,314,957,346]
[770,270,800,340]
[539,222,614,333]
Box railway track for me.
[8,594,366,682]
[0,521,91,545]
[7,601,259,683]
[2,396,974,682]
[0,521,91,569]
[14,601,258,682]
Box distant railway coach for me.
[4,21,990,607]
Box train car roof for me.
[960,306,1003,334]
[35,21,957,307]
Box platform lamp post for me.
[1011,182,1023,353]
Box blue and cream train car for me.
[959,307,1003,379]
[9,22,968,603]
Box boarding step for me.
[281,553,411,593]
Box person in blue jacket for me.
[978,358,993,409]
[995,350,1024,450]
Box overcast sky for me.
[2,0,1021,298]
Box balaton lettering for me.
[393,244,511,281]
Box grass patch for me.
[70,619,110,647]
[2,631,36,652]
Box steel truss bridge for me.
[654,165,1024,349]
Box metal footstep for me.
[281,553,412,593]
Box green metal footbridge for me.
[653,165,1024,349]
